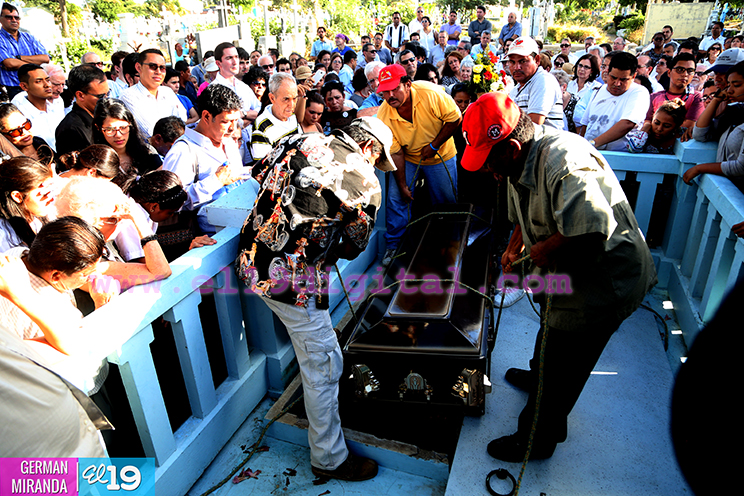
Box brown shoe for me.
[311,453,378,482]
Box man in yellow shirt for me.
[376,64,461,265]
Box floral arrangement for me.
[470,51,510,95]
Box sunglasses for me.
[400,58,416,64]
[101,124,130,137]
[654,38,664,42]
[695,71,706,76]
[250,81,266,87]
[88,62,104,68]
[261,63,274,70]
[554,61,564,67]
[672,67,695,75]
[85,90,108,100]
[577,64,592,70]
[3,15,20,21]
[2,118,31,137]
[101,217,119,226]
[145,62,166,72]
[560,43,570,48]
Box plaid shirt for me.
[0,29,48,87]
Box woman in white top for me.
[0,157,55,253]
[419,16,437,58]
[566,53,602,99]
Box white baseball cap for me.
[705,48,744,73]
[507,36,540,57]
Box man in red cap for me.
[376,64,461,266]
[462,92,657,462]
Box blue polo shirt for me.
[0,29,48,87]
[498,22,522,44]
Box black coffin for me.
[342,204,496,416]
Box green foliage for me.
[547,24,601,44]
[617,11,645,32]
[87,0,183,23]
[49,37,114,66]
[22,0,83,35]
[435,0,481,14]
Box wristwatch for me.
[589,139,596,147]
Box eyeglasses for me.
[400,57,416,65]
[577,64,592,70]
[3,15,20,21]
[695,71,706,76]
[261,64,274,70]
[560,43,570,48]
[672,67,695,75]
[145,62,166,72]
[101,124,131,137]
[2,118,31,137]
[702,94,715,102]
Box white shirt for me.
[509,67,564,129]
[700,35,726,52]
[162,127,244,212]
[120,82,187,139]
[580,83,650,152]
[385,23,410,49]
[11,92,64,151]
[418,29,437,57]
[108,77,128,99]
[211,72,261,114]
[566,79,602,98]
[409,19,424,36]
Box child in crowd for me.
[627,99,687,154]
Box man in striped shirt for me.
[251,72,301,163]
[0,3,49,99]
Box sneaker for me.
[311,453,378,482]
[381,248,397,267]
[487,433,556,463]
[494,289,525,308]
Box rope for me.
[197,394,304,496]
[335,262,359,324]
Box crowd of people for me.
[0,0,741,487]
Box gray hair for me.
[364,61,386,78]
[461,57,474,68]
[81,52,99,65]
[587,45,605,58]
[268,72,296,95]
[551,69,571,87]
[55,176,127,225]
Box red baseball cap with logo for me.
[461,92,521,172]
[377,64,408,93]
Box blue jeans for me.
[262,297,348,470]
[385,157,458,249]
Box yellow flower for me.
[473,74,481,84]
[473,64,484,74]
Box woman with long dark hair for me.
[0,157,55,251]
[92,98,162,177]
[0,103,53,163]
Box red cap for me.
[377,64,408,93]
[461,93,521,172]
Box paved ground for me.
[188,289,693,496]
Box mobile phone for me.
[313,69,326,85]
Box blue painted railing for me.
[50,145,742,496]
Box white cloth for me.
[580,83,650,151]
[566,79,602,98]
[211,72,261,114]
[419,29,437,58]
[700,35,726,52]
[409,19,424,36]
[11,92,64,151]
[508,67,564,129]
[162,127,244,212]
[120,82,187,139]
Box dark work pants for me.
[516,307,618,446]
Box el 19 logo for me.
[78,458,155,495]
